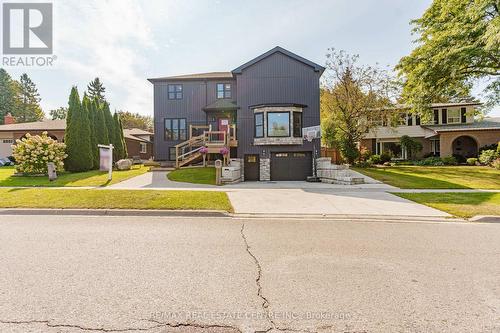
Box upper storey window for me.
[216,83,231,99]
[168,84,183,100]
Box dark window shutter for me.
[407,114,413,126]
[461,107,467,123]
[371,139,376,153]
[442,109,447,124]
[433,109,439,124]
[416,114,421,125]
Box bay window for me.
[267,112,290,137]
[254,113,264,138]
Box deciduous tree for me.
[321,49,399,164]
[49,107,68,120]
[117,110,153,131]
[397,0,499,113]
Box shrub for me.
[359,150,372,162]
[479,149,499,165]
[355,160,372,168]
[452,154,466,164]
[442,156,458,165]
[466,158,478,166]
[368,154,382,164]
[479,142,499,153]
[12,132,67,174]
[497,142,500,155]
[414,157,444,166]
[380,152,392,163]
[492,158,500,170]
[422,152,436,158]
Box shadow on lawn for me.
[363,169,470,189]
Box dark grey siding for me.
[153,79,236,160]
[235,52,321,156]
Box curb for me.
[229,213,464,223]
[468,215,500,223]
[0,208,231,218]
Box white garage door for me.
[0,139,14,158]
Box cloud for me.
[54,0,157,115]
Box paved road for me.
[0,215,499,333]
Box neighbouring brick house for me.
[0,115,154,160]
[148,46,324,181]
[360,102,500,160]
[123,128,154,160]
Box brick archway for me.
[452,135,478,159]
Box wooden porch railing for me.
[176,124,237,168]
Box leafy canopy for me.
[397,0,500,113]
[321,49,399,163]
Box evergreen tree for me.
[102,101,115,144]
[0,69,18,124]
[64,87,93,172]
[14,73,44,122]
[94,100,109,145]
[87,77,106,104]
[112,112,127,160]
[83,94,98,169]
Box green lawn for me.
[0,188,232,211]
[167,167,216,185]
[0,165,147,187]
[394,192,500,218]
[354,166,500,189]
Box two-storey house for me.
[361,102,500,160]
[148,47,324,181]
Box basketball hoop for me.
[305,130,316,142]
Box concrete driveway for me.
[110,171,447,217]
[226,188,448,216]
[0,215,499,332]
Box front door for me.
[244,154,260,181]
[218,118,229,141]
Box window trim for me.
[292,112,302,138]
[266,111,291,138]
[139,142,147,154]
[433,109,439,124]
[164,118,187,141]
[441,109,448,124]
[254,112,264,138]
[216,83,231,99]
[447,109,461,124]
[167,84,183,100]
[168,147,177,161]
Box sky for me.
[3,0,499,117]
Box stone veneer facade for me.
[259,158,270,181]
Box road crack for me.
[0,319,164,332]
[240,222,318,333]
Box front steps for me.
[316,157,365,185]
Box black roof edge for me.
[249,103,308,109]
[232,46,325,74]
